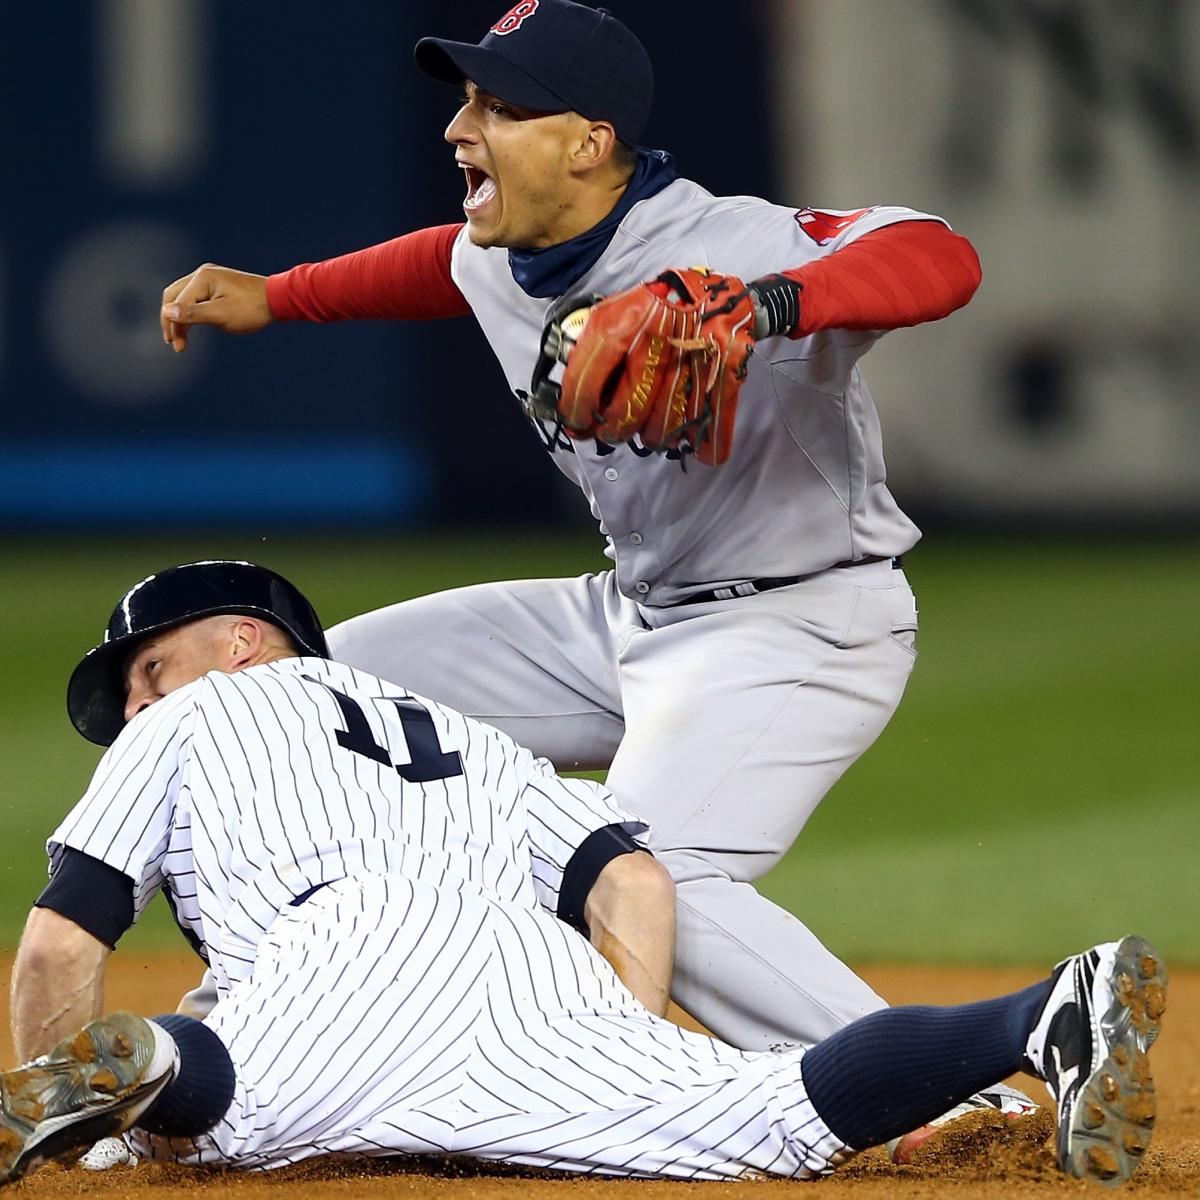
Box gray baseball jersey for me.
[50,658,852,1179]
[453,181,933,604]
[330,179,934,1053]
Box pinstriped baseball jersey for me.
[452,180,939,604]
[53,655,855,1179]
[49,656,640,997]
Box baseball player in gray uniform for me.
[158,1,1001,1135]
[1,562,1168,1187]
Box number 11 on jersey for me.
[310,680,465,783]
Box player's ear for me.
[225,617,264,672]
[572,118,620,178]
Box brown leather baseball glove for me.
[527,268,759,466]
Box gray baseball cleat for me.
[1024,935,1167,1186]
[0,1013,177,1186]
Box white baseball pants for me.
[133,877,851,1179]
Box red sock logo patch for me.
[491,0,540,35]
[794,207,873,246]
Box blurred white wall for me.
[771,0,1200,520]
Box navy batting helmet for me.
[67,560,329,747]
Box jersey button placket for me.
[603,467,619,481]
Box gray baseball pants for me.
[327,559,919,1051]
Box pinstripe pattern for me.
[130,878,849,1179]
[53,658,850,1179]
[50,658,629,992]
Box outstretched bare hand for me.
[160,264,273,353]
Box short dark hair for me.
[612,139,637,179]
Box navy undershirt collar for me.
[508,148,678,299]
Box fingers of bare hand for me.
[160,311,189,352]
[162,270,215,347]
[161,272,195,343]
[161,263,224,339]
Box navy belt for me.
[289,880,339,907]
[672,555,903,607]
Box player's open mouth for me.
[462,166,497,214]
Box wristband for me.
[747,273,803,339]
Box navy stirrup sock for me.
[801,979,1052,1150]
[138,1014,236,1138]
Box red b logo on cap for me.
[492,0,539,35]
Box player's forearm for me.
[267,224,472,322]
[10,908,109,1060]
[585,852,675,1017]
[762,220,981,338]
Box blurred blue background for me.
[3,0,777,527]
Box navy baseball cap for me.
[67,560,330,746]
[415,0,653,147]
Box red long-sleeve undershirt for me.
[266,223,471,322]
[265,219,980,335]
[782,220,981,335]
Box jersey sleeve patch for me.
[794,207,874,246]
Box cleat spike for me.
[1145,986,1166,1021]
[1084,1146,1121,1180]
[1121,1130,1148,1156]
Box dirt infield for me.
[2,952,1196,1199]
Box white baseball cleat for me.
[1025,935,1167,1186]
[0,1013,176,1186]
